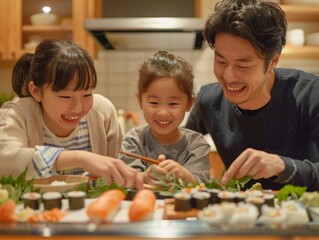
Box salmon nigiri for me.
[86,189,126,222]
[129,189,156,222]
[0,199,16,222]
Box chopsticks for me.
[118,150,160,165]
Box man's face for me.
[214,32,276,110]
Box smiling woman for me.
[0,38,142,190]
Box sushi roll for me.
[42,192,62,210]
[181,187,198,195]
[262,192,276,207]
[174,192,192,212]
[86,189,126,222]
[229,203,259,229]
[218,201,237,223]
[129,189,156,222]
[281,200,309,226]
[67,191,86,210]
[245,190,263,198]
[198,205,224,226]
[192,191,211,210]
[217,191,236,203]
[22,192,41,210]
[195,183,207,191]
[245,196,265,213]
[235,191,248,203]
[207,189,220,204]
[258,205,287,229]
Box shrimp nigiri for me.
[86,189,126,222]
[129,189,156,222]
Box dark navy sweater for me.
[186,68,319,190]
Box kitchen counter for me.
[1,220,319,240]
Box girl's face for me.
[30,79,94,137]
[214,32,278,110]
[139,77,193,144]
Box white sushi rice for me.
[258,205,287,229]
[67,191,86,198]
[192,192,211,200]
[198,205,224,226]
[50,180,67,186]
[281,200,309,225]
[229,203,259,229]
[22,192,41,200]
[43,191,62,200]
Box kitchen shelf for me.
[282,45,319,59]
[279,4,319,59]
[281,5,319,22]
[22,25,73,32]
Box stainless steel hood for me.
[84,18,206,50]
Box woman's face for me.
[30,79,94,137]
[213,32,278,110]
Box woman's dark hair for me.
[138,50,194,100]
[204,0,287,71]
[12,39,97,97]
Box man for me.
[186,0,319,190]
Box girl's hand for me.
[159,160,197,184]
[56,151,143,189]
[86,155,143,189]
[141,164,168,186]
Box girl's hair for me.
[204,0,287,72]
[138,50,194,100]
[12,39,97,97]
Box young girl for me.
[118,51,211,186]
[0,39,142,189]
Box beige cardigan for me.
[0,94,123,179]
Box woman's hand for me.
[221,148,285,185]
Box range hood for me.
[84,18,206,50]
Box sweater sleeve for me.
[0,101,40,179]
[118,129,147,172]
[88,94,124,157]
[182,131,211,183]
[32,146,64,177]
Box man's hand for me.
[221,148,285,185]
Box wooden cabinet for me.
[0,0,101,61]
[280,4,319,59]
[0,0,21,61]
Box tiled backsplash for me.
[94,48,319,129]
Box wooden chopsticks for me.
[118,150,160,165]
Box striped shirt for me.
[32,117,91,177]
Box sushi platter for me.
[1,169,319,234]
[10,189,166,223]
[25,198,165,223]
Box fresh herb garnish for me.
[86,177,127,198]
[277,184,307,204]
[206,175,252,191]
[0,168,35,203]
[151,171,193,193]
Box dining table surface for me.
[1,219,319,240]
